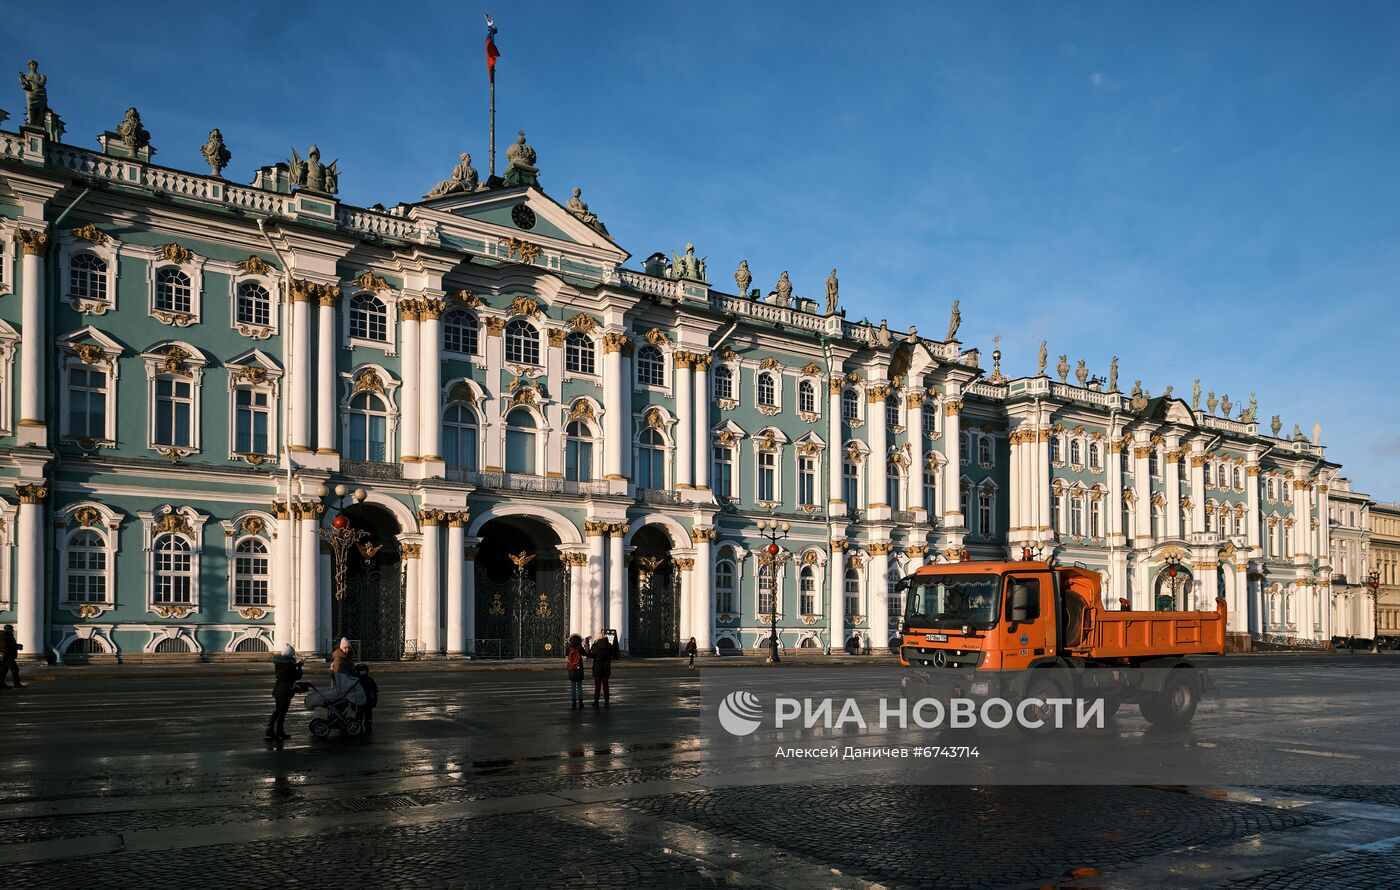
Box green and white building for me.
[0,69,1352,660]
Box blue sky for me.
[6,1,1400,499]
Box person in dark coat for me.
[685,636,698,670]
[566,635,585,708]
[354,663,378,732]
[0,624,23,689]
[267,644,302,740]
[586,629,618,706]
[330,637,354,680]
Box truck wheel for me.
[1019,674,1065,733]
[1141,672,1198,728]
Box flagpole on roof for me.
[485,13,500,178]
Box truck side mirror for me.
[894,576,911,594]
[1010,584,1032,623]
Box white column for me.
[296,505,321,653]
[1292,478,1309,557]
[586,522,608,636]
[621,349,634,478]
[910,394,926,515]
[462,542,477,655]
[1132,443,1152,547]
[399,304,421,461]
[403,545,421,650]
[419,516,442,654]
[445,516,466,655]
[14,486,44,657]
[693,530,713,651]
[419,299,444,466]
[290,288,313,453]
[603,336,626,480]
[1035,427,1051,536]
[828,380,844,509]
[608,525,626,648]
[1108,442,1124,540]
[867,385,889,510]
[1246,465,1262,551]
[1315,481,1330,563]
[829,541,846,653]
[869,544,890,652]
[1166,450,1182,539]
[675,354,694,489]
[1008,432,1023,538]
[693,357,711,489]
[315,294,338,454]
[943,400,963,527]
[1196,561,1219,612]
[274,503,294,647]
[568,552,587,638]
[1189,448,1207,532]
[677,551,692,644]
[17,232,46,444]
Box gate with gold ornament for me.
[629,554,680,657]
[474,551,570,658]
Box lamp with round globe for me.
[756,517,790,664]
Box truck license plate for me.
[925,633,948,643]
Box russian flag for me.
[486,17,500,82]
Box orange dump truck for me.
[898,560,1226,726]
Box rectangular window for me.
[758,567,775,614]
[1090,499,1102,538]
[154,377,192,447]
[565,439,593,482]
[800,575,816,615]
[979,490,994,535]
[758,451,776,502]
[1070,496,1084,536]
[923,470,937,515]
[845,574,860,618]
[887,470,901,511]
[712,445,733,498]
[68,366,108,440]
[842,460,860,507]
[234,388,271,455]
[798,456,816,507]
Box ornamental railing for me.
[455,469,610,496]
[341,460,404,481]
[617,270,681,299]
[638,488,682,506]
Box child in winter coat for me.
[566,635,585,708]
[354,663,379,732]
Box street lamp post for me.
[1369,570,1381,652]
[319,484,368,644]
[757,518,790,665]
[1160,553,1183,611]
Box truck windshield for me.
[904,574,1002,630]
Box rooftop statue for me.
[1131,380,1143,398]
[775,271,792,306]
[735,260,752,297]
[1163,384,1174,399]
[1074,360,1088,387]
[503,130,540,188]
[669,242,707,282]
[1293,424,1305,442]
[116,107,150,152]
[825,268,839,315]
[19,59,45,127]
[1192,379,1201,411]
[1221,393,1232,418]
[565,186,595,222]
[290,145,339,195]
[1056,354,1070,384]
[1242,392,1258,424]
[905,324,919,344]
[1207,391,1218,416]
[1037,341,1047,377]
[876,320,892,348]
[1108,356,1119,392]
[946,299,961,341]
[1271,415,1282,437]
[425,153,478,198]
[201,129,230,177]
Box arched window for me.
[565,332,595,374]
[1233,468,1243,490]
[798,380,816,414]
[1088,441,1101,469]
[1070,439,1083,466]
[505,319,540,365]
[636,345,665,386]
[1149,450,1160,477]
[152,534,193,605]
[235,281,271,327]
[923,406,938,437]
[233,539,270,607]
[348,391,389,462]
[714,365,734,400]
[757,372,776,407]
[715,560,736,613]
[442,310,479,355]
[565,421,594,482]
[349,293,388,342]
[637,428,666,489]
[504,408,537,475]
[155,268,192,314]
[1218,464,1229,488]
[841,388,859,422]
[977,435,993,466]
[1050,435,1062,463]
[65,529,108,603]
[442,403,478,472]
[886,396,900,429]
[70,253,108,300]
[845,567,861,617]
[886,463,902,511]
[800,566,817,615]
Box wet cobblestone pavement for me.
[3,659,1400,887]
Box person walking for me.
[354,664,378,733]
[267,644,303,741]
[330,637,354,680]
[0,624,23,689]
[566,635,585,708]
[586,630,617,707]
[685,636,697,670]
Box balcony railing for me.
[341,460,404,481]
[892,510,919,525]
[638,488,682,506]
[454,469,611,496]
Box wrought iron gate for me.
[629,558,680,657]
[475,563,569,658]
[340,565,406,661]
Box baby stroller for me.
[301,673,367,738]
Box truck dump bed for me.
[1059,568,1226,659]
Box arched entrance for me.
[629,526,680,657]
[474,516,569,658]
[1153,565,1194,611]
[334,502,404,660]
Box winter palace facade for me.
[0,68,1369,660]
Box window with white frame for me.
[565,421,594,482]
[233,386,273,455]
[636,345,665,386]
[1050,434,1062,464]
[349,293,389,342]
[154,376,194,448]
[1234,467,1243,490]
[1090,497,1103,538]
[152,533,194,604]
[1070,439,1083,466]
[504,408,538,475]
[887,569,903,629]
[978,485,995,535]
[637,428,666,489]
[923,405,937,437]
[1218,464,1229,488]
[712,442,734,498]
[442,310,479,356]
[978,434,993,466]
[714,365,735,401]
[841,388,859,422]
[798,380,816,414]
[798,454,817,507]
[505,319,540,366]
[443,403,479,472]
[66,364,110,441]
[233,538,270,607]
[70,252,109,303]
[757,562,776,614]
[800,566,817,615]
[1089,441,1101,469]
[715,560,736,613]
[886,463,902,511]
[845,567,861,617]
[1051,489,1063,533]
[1149,449,1160,478]
[64,529,109,604]
[565,332,595,374]
[1071,495,1085,536]
[885,396,899,430]
[235,281,271,329]
[757,450,776,502]
[348,391,390,462]
[842,458,861,506]
[1204,503,1215,533]
[757,371,777,408]
[923,467,937,514]
[961,431,972,465]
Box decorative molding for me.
[158,243,193,265]
[567,312,598,332]
[644,327,671,347]
[70,223,108,245]
[351,270,391,292]
[505,238,542,263]
[454,289,483,309]
[17,228,49,256]
[509,294,541,318]
[238,255,275,276]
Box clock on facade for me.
[511,204,536,230]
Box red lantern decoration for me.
[1167,566,1178,579]
[332,514,349,530]
[767,542,779,556]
